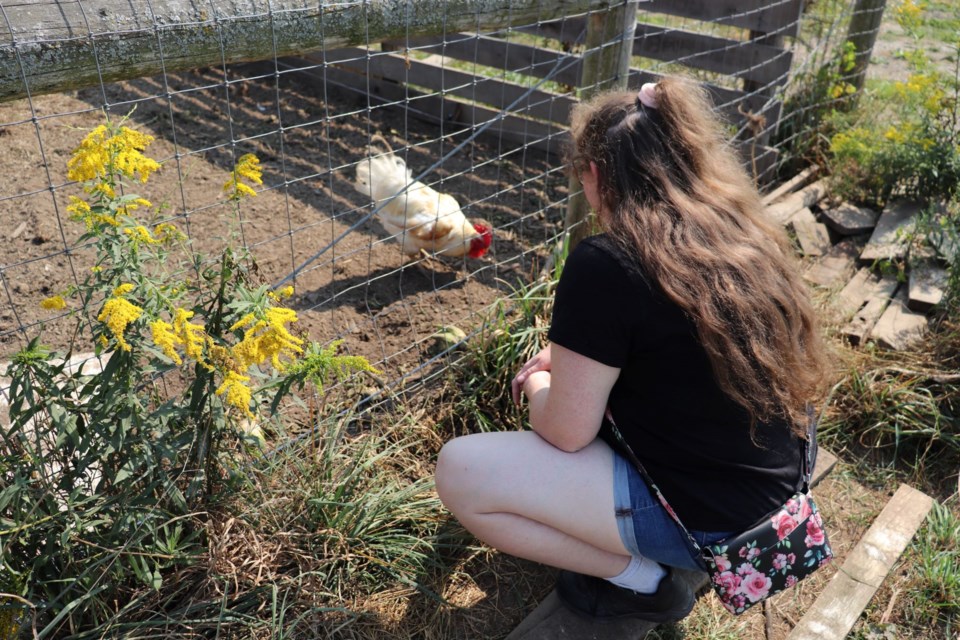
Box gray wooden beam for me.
[0,0,610,102]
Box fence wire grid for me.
[0,0,876,421]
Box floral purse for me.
[604,407,834,615]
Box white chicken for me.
[354,135,492,259]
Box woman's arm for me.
[522,343,620,453]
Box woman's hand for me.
[512,345,552,406]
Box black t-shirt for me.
[547,234,802,532]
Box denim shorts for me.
[612,449,734,570]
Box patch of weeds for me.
[899,501,960,633]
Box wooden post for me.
[564,0,638,250]
[845,0,888,93]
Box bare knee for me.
[434,436,476,515]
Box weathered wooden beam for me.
[640,0,805,36]
[789,484,934,640]
[0,0,611,103]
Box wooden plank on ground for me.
[790,207,831,257]
[821,202,880,236]
[788,485,935,640]
[765,179,828,226]
[908,261,948,312]
[762,165,818,206]
[860,200,921,264]
[834,268,876,319]
[873,289,928,351]
[843,274,899,346]
[804,240,861,289]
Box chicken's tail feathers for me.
[367,133,394,156]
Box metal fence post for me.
[564,0,638,251]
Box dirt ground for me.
[0,61,568,382]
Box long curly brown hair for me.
[568,78,829,436]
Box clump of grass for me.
[897,500,960,633]
[447,244,566,435]
[818,335,959,493]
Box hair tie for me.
[637,82,658,109]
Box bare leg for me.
[435,430,632,578]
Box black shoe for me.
[555,566,695,623]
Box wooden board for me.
[298,60,567,155]
[804,240,860,289]
[765,179,828,226]
[639,0,804,36]
[908,261,948,312]
[762,166,818,206]
[515,18,792,86]
[860,200,921,264]
[0,0,613,103]
[843,274,899,346]
[790,207,831,257]
[873,290,928,351]
[821,202,880,236]
[388,34,771,127]
[788,485,935,640]
[322,48,577,125]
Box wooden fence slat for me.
[513,18,792,86]
[639,0,805,37]
[306,61,566,154]
[0,0,613,103]
[789,485,935,640]
[632,23,791,86]
[385,34,582,86]
[323,48,577,125]
[390,33,773,127]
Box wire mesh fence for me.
[0,0,894,636]
[0,0,880,421]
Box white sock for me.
[605,555,667,595]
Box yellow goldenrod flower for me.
[124,225,160,245]
[67,123,161,188]
[117,197,152,215]
[229,306,303,371]
[223,153,262,200]
[97,296,143,351]
[150,318,184,365]
[66,196,91,218]
[40,295,67,311]
[91,266,103,273]
[173,308,207,365]
[154,222,186,244]
[113,283,135,297]
[216,370,254,418]
[884,126,907,144]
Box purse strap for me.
[603,404,818,556]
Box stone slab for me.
[860,200,921,264]
[908,261,948,312]
[790,207,831,256]
[804,240,861,289]
[821,202,880,236]
[873,289,928,351]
